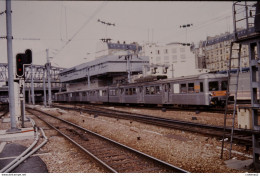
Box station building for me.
[59,41,149,92]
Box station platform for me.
[0,116,48,173]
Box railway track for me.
[27,107,187,173]
[65,102,231,114]
[53,104,258,147]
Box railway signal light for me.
[16,49,32,77]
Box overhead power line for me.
[53,1,108,60]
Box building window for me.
[172,55,177,62]
[180,47,185,52]
[165,49,168,54]
[157,50,160,54]
[180,54,186,60]
[164,56,169,64]
[172,48,177,53]
[156,57,161,64]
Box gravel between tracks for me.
[0,105,255,173]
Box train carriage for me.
[55,73,228,107]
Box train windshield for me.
[209,81,219,91]
[221,81,228,90]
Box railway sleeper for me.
[92,148,118,154]
[116,164,154,172]
[111,161,150,172]
[137,167,166,173]
[104,155,129,162]
[109,159,139,167]
[98,153,122,158]
[88,147,115,152]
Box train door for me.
[162,83,170,103]
[119,88,125,103]
[137,86,144,103]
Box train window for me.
[150,86,155,94]
[133,88,136,95]
[145,87,150,94]
[164,84,170,92]
[82,92,86,96]
[139,87,143,93]
[221,81,228,90]
[129,88,133,95]
[109,90,116,96]
[168,84,171,92]
[173,84,180,93]
[200,82,204,92]
[102,90,107,96]
[155,86,160,94]
[125,89,129,95]
[209,81,219,91]
[188,83,194,93]
[180,84,187,93]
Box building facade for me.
[60,41,149,91]
[141,42,209,78]
[195,30,250,72]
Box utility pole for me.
[43,69,47,107]
[126,55,132,83]
[30,65,35,105]
[21,80,25,128]
[46,49,52,106]
[6,0,20,132]
[87,67,90,90]
[171,64,174,78]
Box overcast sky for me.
[0,1,235,68]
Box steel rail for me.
[27,107,188,173]
[52,104,255,146]
[53,104,259,135]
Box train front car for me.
[205,74,228,106]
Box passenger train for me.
[55,73,228,107]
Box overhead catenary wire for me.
[52,1,108,60]
[157,11,233,43]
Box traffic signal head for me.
[16,53,25,77]
[16,49,32,77]
[25,49,32,64]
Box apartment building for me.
[196,31,250,72]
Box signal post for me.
[15,49,32,128]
